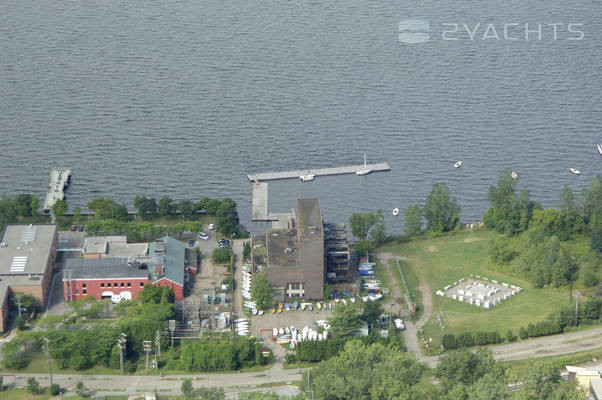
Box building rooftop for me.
[591,377,602,399]
[0,224,57,276]
[148,236,185,286]
[83,236,108,255]
[64,258,149,280]
[104,243,148,259]
[297,199,322,236]
[266,229,298,268]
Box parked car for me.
[188,239,195,246]
[70,225,77,231]
[198,232,210,240]
[208,224,215,230]
[77,225,84,232]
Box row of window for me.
[98,282,144,288]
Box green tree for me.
[303,340,426,400]
[134,196,157,220]
[0,196,17,226]
[158,196,176,216]
[52,199,68,223]
[216,199,239,236]
[181,379,194,399]
[361,301,383,326]
[15,194,35,217]
[329,304,362,337]
[15,315,26,331]
[467,373,510,400]
[50,384,63,396]
[242,241,251,260]
[349,212,377,240]
[404,205,423,238]
[26,377,42,395]
[75,381,89,398]
[251,272,273,309]
[436,349,497,388]
[353,240,373,257]
[423,183,461,232]
[198,197,221,215]
[582,174,602,229]
[370,210,387,246]
[87,197,119,219]
[178,200,196,220]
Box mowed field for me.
[380,229,571,351]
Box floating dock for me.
[43,167,72,211]
[247,162,391,182]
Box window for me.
[127,282,131,288]
[83,283,86,288]
[75,290,79,295]
[100,283,105,288]
[83,289,87,295]
[107,283,111,288]
[120,282,124,288]
[140,282,145,287]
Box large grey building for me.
[262,198,325,301]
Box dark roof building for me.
[264,198,325,300]
[64,258,148,280]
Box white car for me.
[198,232,209,240]
[208,224,215,230]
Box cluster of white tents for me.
[235,318,249,336]
[436,277,523,309]
[273,322,330,348]
[241,262,252,301]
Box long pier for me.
[247,162,391,182]
[43,167,72,211]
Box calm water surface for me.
[1,0,600,233]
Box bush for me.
[583,271,599,287]
[505,329,517,342]
[212,247,232,264]
[15,315,26,331]
[26,377,43,395]
[50,384,63,396]
[519,326,528,340]
[442,333,458,350]
[457,332,474,347]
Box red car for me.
[70,225,77,231]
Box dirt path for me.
[376,252,437,366]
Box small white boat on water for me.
[454,161,463,168]
[511,171,518,179]
[597,144,602,156]
[300,170,315,181]
[570,168,581,175]
[356,153,372,176]
[392,207,399,216]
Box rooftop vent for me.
[21,225,38,243]
[10,256,27,272]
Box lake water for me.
[1,0,600,233]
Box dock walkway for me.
[43,168,72,211]
[247,163,391,182]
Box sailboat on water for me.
[356,153,372,176]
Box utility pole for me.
[169,319,176,348]
[117,333,127,375]
[389,302,393,332]
[155,330,161,359]
[143,340,152,373]
[43,338,53,386]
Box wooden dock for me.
[247,162,391,182]
[43,168,72,211]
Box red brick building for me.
[63,258,150,302]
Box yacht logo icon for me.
[399,20,430,43]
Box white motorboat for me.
[356,153,372,175]
[279,327,285,336]
[350,297,356,303]
[258,310,264,316]
[597,144,602,156]
[454,161,462,168]
[300,170,315,181]
[392,208,399,216]
[272,328,278,337]
[569,168,581,175]
[252,308,258,316]
[511,171,518,179]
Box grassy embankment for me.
[379,229,597,352]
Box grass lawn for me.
[380,229,580,352]
[0,388,54,400]
[501,346,602,376]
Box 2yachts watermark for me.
[399,20,585,43]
